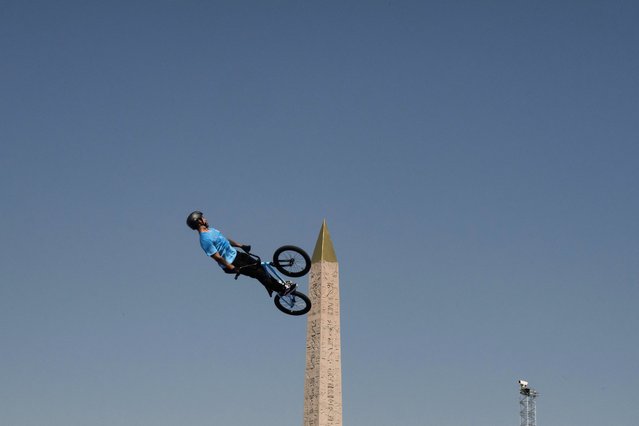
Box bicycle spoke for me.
[280,253,303,272]
[280,295,304,311]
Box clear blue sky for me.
[1,1,638,425]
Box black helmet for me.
[186,211,204,230]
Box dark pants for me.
[225,252,284,294]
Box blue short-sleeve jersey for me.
[199,228,237,268]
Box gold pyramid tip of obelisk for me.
[311,219,337,263]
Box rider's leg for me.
[230,252,286,294]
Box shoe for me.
[280,281,297,296]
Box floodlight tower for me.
[518,380,539,426]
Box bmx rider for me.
[186,211,295,296]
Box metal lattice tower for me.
[518,380,539,426]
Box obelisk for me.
[303,220,342,426]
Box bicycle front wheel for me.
[273,245,311,277]
[274,290,312,316]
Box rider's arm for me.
[228,239,243,248]
[228,239,251,253]
[211,252,234,270]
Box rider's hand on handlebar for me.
[241,244,251,253]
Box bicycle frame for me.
[231,246,312,315]
[261,261,287,284]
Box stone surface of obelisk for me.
[303,220,342,426]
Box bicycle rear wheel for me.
[274,290,312,316]
[273,245,311,277]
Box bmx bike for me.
[234,245,312,316]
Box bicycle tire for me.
[274,290,312,316]
[272,245,311,277]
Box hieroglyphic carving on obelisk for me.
[303,220,342,426]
